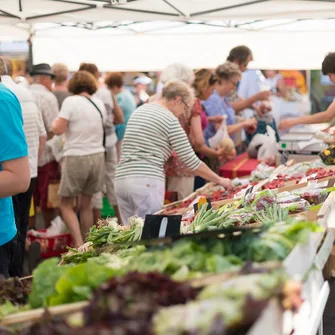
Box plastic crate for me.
[27,229,72,258]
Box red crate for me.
[27,230,72,258]
[219,153,259,179]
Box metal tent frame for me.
[1,0,335,22]
[2,0,335,70]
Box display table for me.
[2,160,335,335]
[219,152,259,178]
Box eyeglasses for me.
[182,99,191,115]
[230,80,239,88]
[209,74,218,86]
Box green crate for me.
[101,197,116,218]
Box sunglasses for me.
[230,80,239,88]
[209,74,218,86]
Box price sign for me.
[280,151,290,165]
[245,185,254,196]
[141,215,181,240]
[193,197,212,213]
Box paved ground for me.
[324,279,335,335]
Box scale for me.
[288,124,329,134]
[278,125,328,155]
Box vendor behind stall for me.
[279,52,335,130]
[115,80,233,224]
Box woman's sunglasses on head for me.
[209,74,218,86]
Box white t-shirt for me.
[1,76,46,178]
[59,95,107,157]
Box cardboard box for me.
[212,197,240,209]
[276,175,335,194]
[162,182,216,212]
[290,210,319,222]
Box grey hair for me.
[160,63,195,85]
[215,61,241,81]
[162,80,195,105]
[0,58,8,76]
[52,63,69,84]
[32,75,50,83]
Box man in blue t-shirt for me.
[0,81,30,278]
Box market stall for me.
[0,158,334,335]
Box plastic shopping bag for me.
[46,135,65,162]
[248,125,278,165]
[208,115,232,149]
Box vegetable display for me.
[59,187,319,267]
[161,160,334,213]
[87,217,144,247]
[293,188,329,205]
[1,270,296,335]
[184,203,239,233]
[0,277,31,306]
[0,158,333,335]
[244,189,277,210]
[83,272,198,333]
[154,272,286,335]
[0,277,31,319]
[252,204,289,225]
[29,258,121,308]
[79,218,322,279]
[0,215,322,321]
[263,167,335,190]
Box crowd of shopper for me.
[0,47,267,276]
[3,47,335,278]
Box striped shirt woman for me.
[116,103,200,181]
[115,80,233,225]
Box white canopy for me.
[30,26,335,71]
[2,0,335,70]
[1,0,335,23]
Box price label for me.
[307,180,318,188]
[193,197,212,213]
[245,185,254,196]
[299,177,308,184]
[280,152,290,165]
[141,215,181,240]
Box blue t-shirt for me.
[116,89,137,141]
[0,83,28,246]
[202,90,236,144]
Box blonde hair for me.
[160,63,195,85]
[193,68,215,100]
[162,80,195,105]
[52,63,69,84]
[215,61,241,81]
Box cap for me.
[133,75,152,85]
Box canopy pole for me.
[27,34,33,71]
